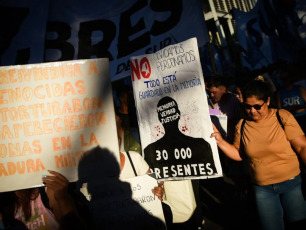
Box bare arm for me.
[290,135,306,165]
[210,123,242,161]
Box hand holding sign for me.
[131,38,223,180]
[43,170,73,220]
[152,181,164,201]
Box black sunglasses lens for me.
[253,105,261,110]
[244,104,263,110]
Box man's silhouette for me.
[78,146,166,230]
[144,96,217,180]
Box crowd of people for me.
[1,57,306,230]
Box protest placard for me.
[0,58,119,192]
[121,173,166,228]
[130,38,223,180]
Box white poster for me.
[131,38,222,180]
[0,58,119,192]
[122,173,166,229]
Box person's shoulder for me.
[277,108,292,118]
[223,92,241,104]
[144,139,162,151]
[273,108,294,125]
[236,118,245,126]
[229,92,241,104]
[234,118,245,134]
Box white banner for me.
[0,58,119,192]
[122,173,166,228]
[131,38,222,180]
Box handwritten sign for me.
[0,58,119,192]
[121,173,166,227]
[88,174,166,229]
[131,38,223,180]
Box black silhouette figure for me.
[144,96,217,180]
[78,146,166,230]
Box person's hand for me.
[42,170,69,202]
[152,181,164,201]
[42,170,73,220]
[210,123,224,144]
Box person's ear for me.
[220,86,226,93]
[267,97,270,106]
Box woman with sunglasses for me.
[211,80,306,230]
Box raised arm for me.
[210,123,242,161]
[43,170,88,230]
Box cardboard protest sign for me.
[130,38,223,180]
[121,173,166,229]
[0,58,119,192]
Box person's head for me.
[116,84,133,107]
[78,146,121,196]
[235,86,243,102]
[14,188,40,221]
[157,96,180,129]
[206,74,228,103]
[242,80,271,122]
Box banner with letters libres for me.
[0,0,209,82]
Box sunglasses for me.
[244,102,265,110]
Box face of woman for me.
[244,96,270,122]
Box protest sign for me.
[121,173,166,228]
[0,58,119,192]
[87,173,166,230]
[130,38,222,180]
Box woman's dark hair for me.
[242,80,271,102]
[15,188,40,221]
